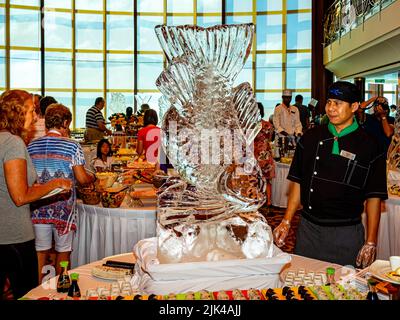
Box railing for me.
[323,0,397,46]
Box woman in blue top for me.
[28,103,95,282]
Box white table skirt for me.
[362,195,400,260]
[71,200,157,268]
[271,161,290,208]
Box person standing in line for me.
[28,104,95,282]
[0,90,71,299]
[293,94,310,132]
[254,102,275,207]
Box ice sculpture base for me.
[157,209,275,264]
[130,238,291,294]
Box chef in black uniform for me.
[273,81,387,268]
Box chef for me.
[273,81,387,268]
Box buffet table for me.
[71,200,157,268]
[362,194,400,260]
[271,161,290,208]
[24,253,343,300]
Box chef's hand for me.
[280,131,288,136]
[273,219,291,248]
[356,242,377,269]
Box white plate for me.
[369,260,400,284]
[40,188,65,199]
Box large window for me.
[0,0,312,127]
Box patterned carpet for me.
[260,205,300,254]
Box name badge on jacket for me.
[340,150,356,160]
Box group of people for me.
[0,81,395,299]
[85,98,161,166]
[1,91,162,299]
[0,90,96,299]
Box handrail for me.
[323,0,396,46]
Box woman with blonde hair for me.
[0,90,72,299]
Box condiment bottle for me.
[366,279,379,301]
[67,273,81,298]
[326,267,336,285]
[56,261,71,293]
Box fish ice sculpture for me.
[155,24,274,263]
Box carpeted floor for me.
[259,205,300,254]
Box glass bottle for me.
[67,273,81,298]
[326,267,336,285]
[366,279,379,301]
[56,261,71,293]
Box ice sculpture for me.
[155,24,274,263]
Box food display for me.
[126,159,155,170]
[76,185,101,205]
[100,186,127,208]
[388,183,400,196]
[34,285,368,300]
[95,172,118,190]
[92,265,133,280]
[130,188,157,199]
[280,157,292,164]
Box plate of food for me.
[40,187,65,200]
[91,264,134,280]
[369,260,400,284]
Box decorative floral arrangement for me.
[108,113,127,128]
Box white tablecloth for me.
[71,200,157,268]
[271,161,290,208]
[362,195,400,260]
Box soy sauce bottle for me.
[367,279,379,301]
[57,261,71,293]
[67,273,81,298]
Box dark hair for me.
[390,104,397,110]
[95,97,104,106]
[40,96,57,116]
[257,102,264,118]
[96,138,112,159]
[144,109,158,126]
[45,103,72,130]
[140,104,150,112]
[126,107,133,118]
[275,103,280,107]
[295,94,303,102]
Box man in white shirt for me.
[273,89,302,137]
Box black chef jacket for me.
[287,124,388,227]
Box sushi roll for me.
[199,290,213,300]
[216,291,230,300]
[232,289,246,300]
[166,293,177,300]
[247,289,262,300]
[185,292,195,300]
